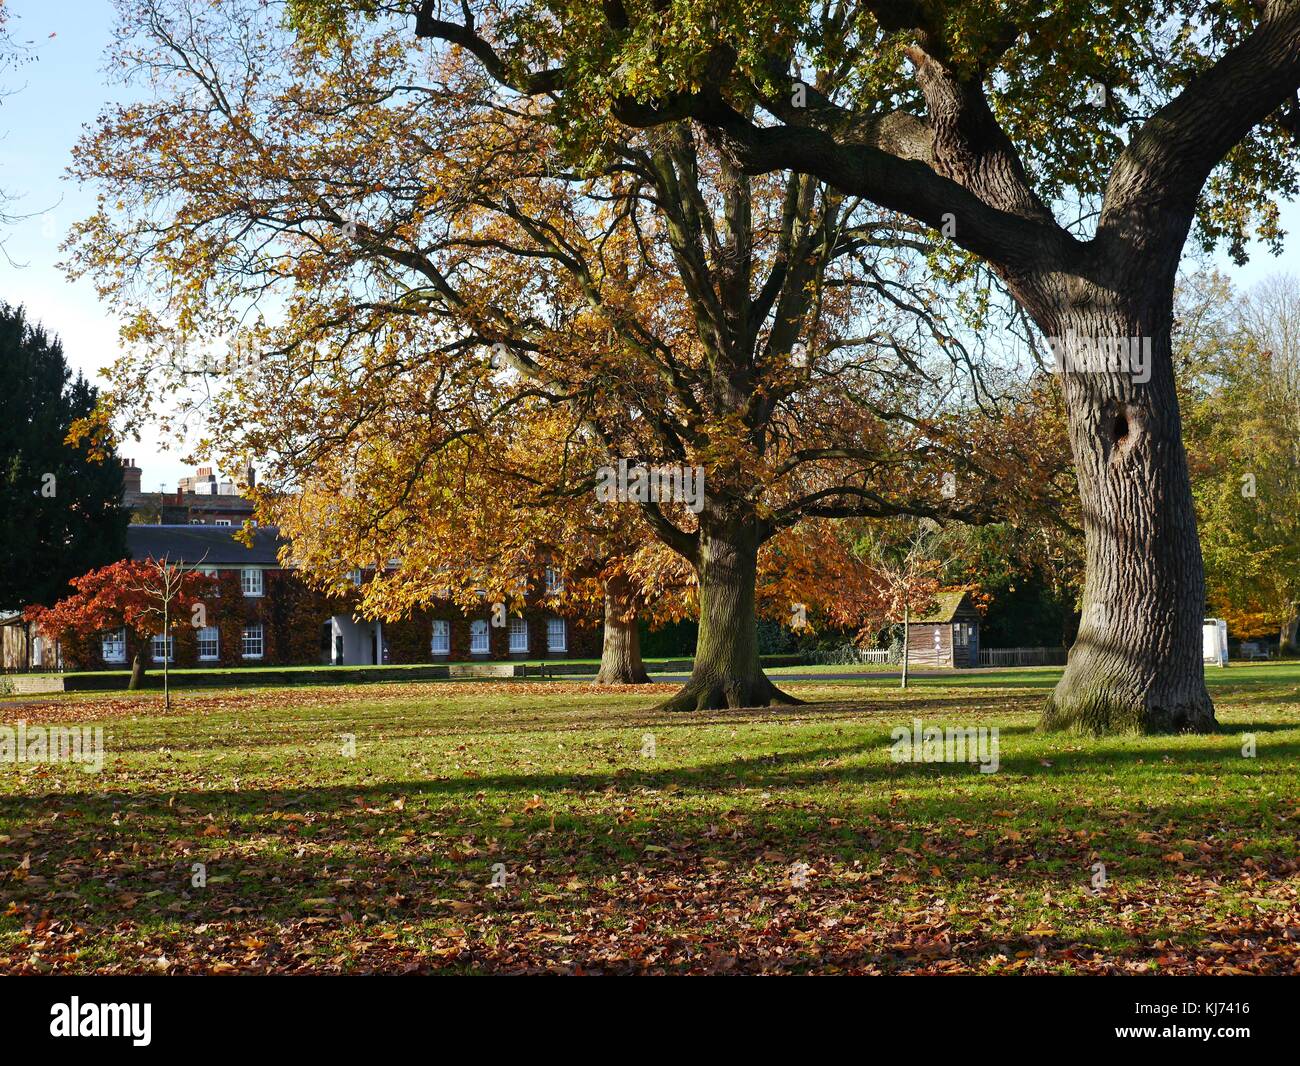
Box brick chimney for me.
[121,458,142,497]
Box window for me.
[200,566,221,596]
[241,568,263,597]
[241,623,264,659]
[215,519,232,526]
[544,566,563,594]
[547,617,567,653]
[190,518,203,525]
[430,619,450,656]
[151,633,175,662]
[348,568,364,587]
[197,626,220,661]
[469,619,489,655]
[509,616,529,653]
[101,627,126,664]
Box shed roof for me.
[912,588,980,624]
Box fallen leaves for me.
[1,679,1298,974]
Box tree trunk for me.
[1042,302,1216,734]
[592,574,650,684]
[128,652,145,691]
[659,520,798,711]
[900,606,910,689]
[1280,615,1298,655]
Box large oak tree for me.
[70,0,1061,709]
[356,0,1300,731]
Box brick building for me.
[122,459,257,526]
[7,461,600,673]
[52,524,597,671]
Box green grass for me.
[1,664,1298,974]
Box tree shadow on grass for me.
[4,696,1298,972]
[94,693,1049,754]
[2,761,1296,974]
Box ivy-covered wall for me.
[384,605,600,663]
[60,569,599,669]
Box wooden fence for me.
[977,646,1068,667]
[808,647,894,666]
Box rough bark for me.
[659,520,799,712]
[592,574,650,684]
[1041,300,1216,734]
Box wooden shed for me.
[907,589,981,668]
[1,613,59,673]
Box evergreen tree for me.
[0,303,127,609]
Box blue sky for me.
[1,0,197,490]
[2,0,1298,496]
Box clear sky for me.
[1,0,195,492]
[2,0,1298,497]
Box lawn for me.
[1,664,1298,974]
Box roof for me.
[126,525,286,567]
[912,589,979,624]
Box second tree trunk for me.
[592,574,650,684]
[659,520,797,712]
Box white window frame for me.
[241,623,264,659]
[151,633,175,663]
[509,616,529,653]
[241,568,264,597]
[196,626,220,661]
[101,627,127,664]
[215,518,232,526]
[544,566,563,594]
[430,619,450,656]
[469,619,490,655]
[547,616,567,653]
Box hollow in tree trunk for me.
[592,574,650,684]
[1041,303,1215,734]
[659,520,799,712]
